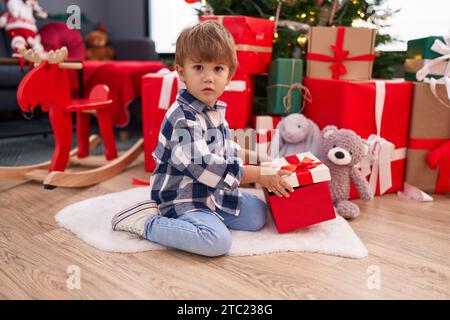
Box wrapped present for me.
[249,115,282,160]
[407,36,445,60]
[404,36,448,81]
[303,78,413,198]
[142,69,254,172]
[306,26,376,80]
[405,82,450,194]
[199,15,274,75]
[222,75,255,128]
[267,58,311,115]
[250,115,282,131]
[262,153,335,233]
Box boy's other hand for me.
[258,168,294,198]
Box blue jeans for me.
[143,191,267,257]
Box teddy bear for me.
[85,24,115,61]
[269,113,322,159]
[318,125,372,219]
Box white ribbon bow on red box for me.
[359,80,407,196]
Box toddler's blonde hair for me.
[175,20,238,79]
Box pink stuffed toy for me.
[269,113,322,158]
[0,0,47,57]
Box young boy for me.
[112,21,293,257]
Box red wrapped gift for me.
[142,69,254,172]
[303,78,413,198]
[262,153,335,233]
[199,15,274,75]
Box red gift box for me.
[262,153,335,233]
[199,15,274,75]
[142,70,254,172]
[303,78,413,198]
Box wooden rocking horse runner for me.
[0,47,144,188]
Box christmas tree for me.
[197,0,404,79]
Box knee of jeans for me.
[249,213,267,231]
[200,227,232,257]
[248,199,267,231]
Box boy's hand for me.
[258,168,295,197]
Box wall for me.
[39,0,147,40]
[105,0,147,40]
[39,0,106,33]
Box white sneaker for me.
[111,200,159,237]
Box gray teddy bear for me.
[318,125,372,219]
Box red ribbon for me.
[426,140,450,193]
[408,138,450,193]
[281,155,322,186]
[132,178,150,186]
[408,138,448,150]
[306,27,375,79]
[256,129,274,143]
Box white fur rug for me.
[55,187,368,258]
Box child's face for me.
[176,58,231,107]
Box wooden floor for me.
[1,157,449,299]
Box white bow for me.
[431,36,450,56]
[360,134,395,196]
[416,37,450,83]
[415,37,450,108]
[359,81,398,196]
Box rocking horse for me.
[0,47,144,188]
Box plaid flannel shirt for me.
[150,89,244,219]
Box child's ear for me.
[226,73,234,85]
[175,64,185,83]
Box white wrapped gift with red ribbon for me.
[250,115,282,160]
